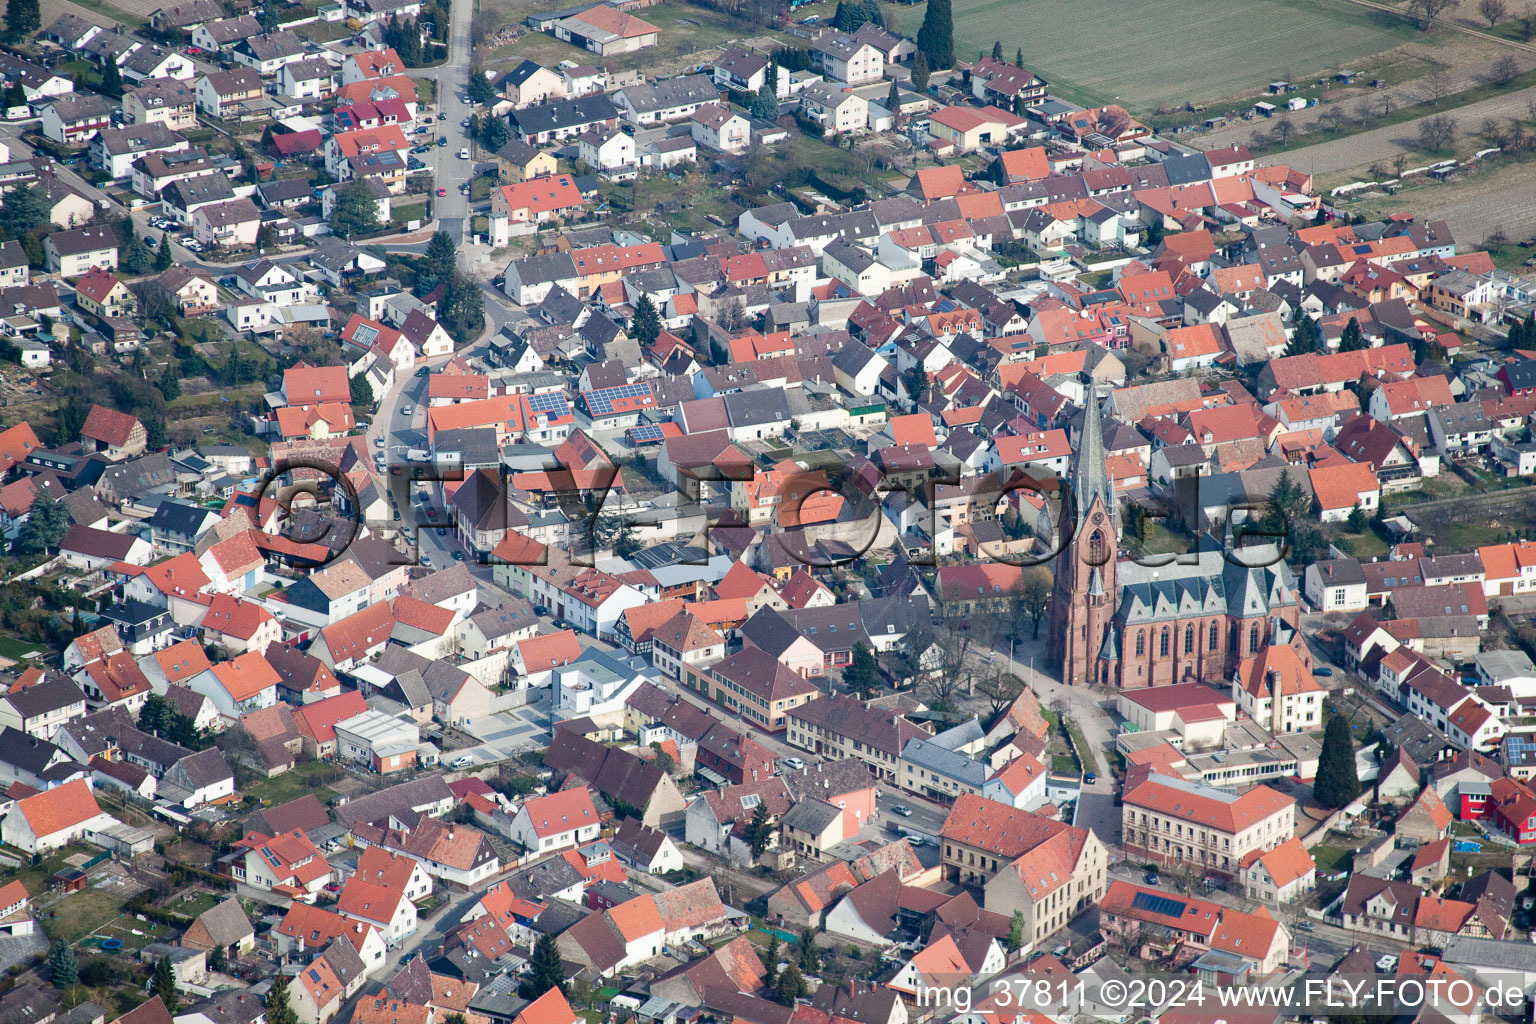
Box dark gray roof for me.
[509,95,619,137]
[2,674,86,719]
[722,388,789,428]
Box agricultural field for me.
[896,0,1418,109]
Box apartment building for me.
[1121,773,1295,877]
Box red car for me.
[436,188,447,197]
[426,508,438,519]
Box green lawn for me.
[0,635,47,660]
[1311,844,1355,875]
[897,0,1417,109]
[43,889,129,945]
[1063,716,1096,774]
[242,763,339,807]
[392,204,430,228]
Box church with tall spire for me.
[1047,386,1304,688]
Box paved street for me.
[994,635,1123,848]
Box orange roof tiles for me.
[15,778,104,839]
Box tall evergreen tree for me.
[99,58,122,97]
[886,79,900,113]
[4,80,25,111]
[522,934,567,997]
[843,641,878,697]
[439,271,484,343]
[631,295,661,347]
[1287,314,1320,356]
[154,233,174,271]
[153,957,179,1012]
[420,230,458,295]
[1314,714,1361,809]
[796,929,818,973]
[916,0,953,70]
[4,0,40,42]
[48,942,75,989]
[991,40,1003,60]
[1015,46,1023,67]
[764,59,778,94]
[329,179,381,237]
[1338,317,1366,351]
[911,50,930,92]
[774,965,804,1006]
[759,934,780,973]
[265,971,296,1024]
[746,803,773,858]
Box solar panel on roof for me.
[527,392,570,416]
[586,382,653,416]
[1131,891,1189,917]
[629,424,665,442]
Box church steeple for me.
[1073,381,1116,531]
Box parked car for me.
[437,188,447,196]
[459,147,469,159]
[449,755,473,769]
[782,756,805,771]
[1085,771,1097,784]
[439,136,448,146]
[438,111,448,120]
[1144,872,1160,885]
[374,437,385,448]
[890,804,913,817]
[1315,666,1334,676]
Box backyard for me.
[895,0,1418,109]
[241,761,344,807]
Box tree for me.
[419,230,459,296]
[350,373,374,408]
[439,271,484,343]
[482,116,512,151]
[154,233,174,271]
[717,296,747,333]
[208,946,226,972]
[916,0,952,69]
[1346,503,1368,532]
[1418,113,1456,152]
[18,489,69,554]
[1271,118,1296,148]
[911,50,930,92]
[266,970,297,1024]
[153,957,179,1012]
[3,0,39,42]
[121,240,152,275]
[1338,317,1366,352]
[886,79,899,114]
[751,83,779,121]
[1010,566,1052,639]
[843,641,879,697]
[1315,714,1361,809]
[99,58,122,97]
[1015,46,1023,68]
[760,934,781,973]
[746,802,774,858]
[1410,0,1459,27]
[144,412,167,451]
[1006,910,1026,953]
[797,929,819,974]
[1491,54,1519,86]
[991,40,1003,61]
[330,179,381,237]
[467,69,495,105]
[1480,0,1508,23]
[0,185,49,239]
[48,942,75,989]
[3,80,24,112]
[1263,468,1310,538]
[631,294,661,347]
[774,964,804,1006]
[522,934,567,998]
[53,398,85,446]
[1287,314,1321,356]
[977,671,1023,726]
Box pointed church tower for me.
[1048,383,1118,686]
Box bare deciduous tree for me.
[1351,98,1375,125]
[1410,0,1461,27]
[1491,54,1520,86]
[1319,107,1347,132]
[1521,2,1536,39]
[1272,119,1296,147]
[1480,0,1509,24]
[1422,70,1452,103]
[1393,151,1410,177]
[1418,113,1457,152]
[1482,115,1507,144]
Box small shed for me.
[51,868,87,894]
[1253,102,1276,118]
[1268,81,1291,94]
